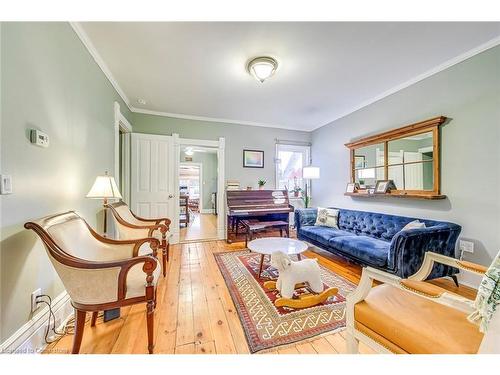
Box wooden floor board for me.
[45,238,473,355]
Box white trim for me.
[217,137,226,240]
[275,142,311,191]
[314,34,500,130]
[114,101,132,181]
[70,22,131,110]
[71,22,500,132]
[0,291,72,354]
[178,137,220,148]
[130,106,291,131]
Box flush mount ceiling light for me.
[247,56,278,83]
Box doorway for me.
[178,146,218,242]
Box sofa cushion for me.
[329,235,390,267]
[354,284,483,353]
[299,226,352,246]
[337,208,439,241]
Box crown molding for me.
[69,22,132,111]
[312,34,500,131]
[69,21,500,132]
[129,106,299,131]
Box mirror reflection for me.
[387,131,434,190]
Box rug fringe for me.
[256,326,346,354]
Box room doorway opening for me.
[178,145,219,242]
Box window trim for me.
[275,143,311,193]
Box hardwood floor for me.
[179,213,218,242]
[44,239,475,354]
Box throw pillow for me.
[401,220,426,231]
[315,207,339,228]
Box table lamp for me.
[302,166,320,208]
[86,171,122,236]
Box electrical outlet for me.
[31,288,42,313]
[459,240,474,254]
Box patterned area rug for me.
[214,250,357,353]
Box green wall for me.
[133,113,311,190]
[312,45,500,285]
[0,22,132,343]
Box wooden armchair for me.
[346,251,499,354]
[25,211,161,354]
[106,201,171,276]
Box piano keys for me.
[226,189,294,243]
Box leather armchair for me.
[106,201,171,277]
[346,251,499,354]
[25,211,161,354]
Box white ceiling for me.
[78,22,500,131]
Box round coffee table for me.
[247,237,309,279]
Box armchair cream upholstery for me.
[106,201,171,276]
[346,251,499,354]
[25,211,160,354]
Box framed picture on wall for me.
[243,149,264,168]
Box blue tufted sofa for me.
[295,208,461,279]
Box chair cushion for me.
[299,226,353,246]
[126,258,161,299]
[354,284,484,354]
[329,236,390,267]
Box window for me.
[275,143,310,194]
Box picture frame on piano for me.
[243,149,264,168]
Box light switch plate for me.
[0,175,13,194]
[459,239,474,253]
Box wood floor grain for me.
[44,239,474,355]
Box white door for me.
[131,133,175,220]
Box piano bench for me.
[241,220,290,247]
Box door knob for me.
[168,194,174,198]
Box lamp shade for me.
[302,166,320,180]
[86,174,122,199]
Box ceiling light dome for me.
[247,56,278,83]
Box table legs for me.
[258,254,266,279]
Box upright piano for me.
[226,189,294,243]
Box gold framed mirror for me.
[345,116,447,199]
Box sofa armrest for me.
[388,224,461,279]
[294,208,318,230]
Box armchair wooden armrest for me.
[66,254,158,304]
[25,211,160,354]
[131,213,171,229]
[86,221,160,257]
[106,202,172,276]
[409,251,487,281]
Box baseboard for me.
[0,291,72,354]
[200,209,215,214]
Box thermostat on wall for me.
[30,129,50,148]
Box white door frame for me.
[179,162,203,212]
[114,102,132,203]
[173,134,226,242]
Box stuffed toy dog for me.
[270,251,323,299]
